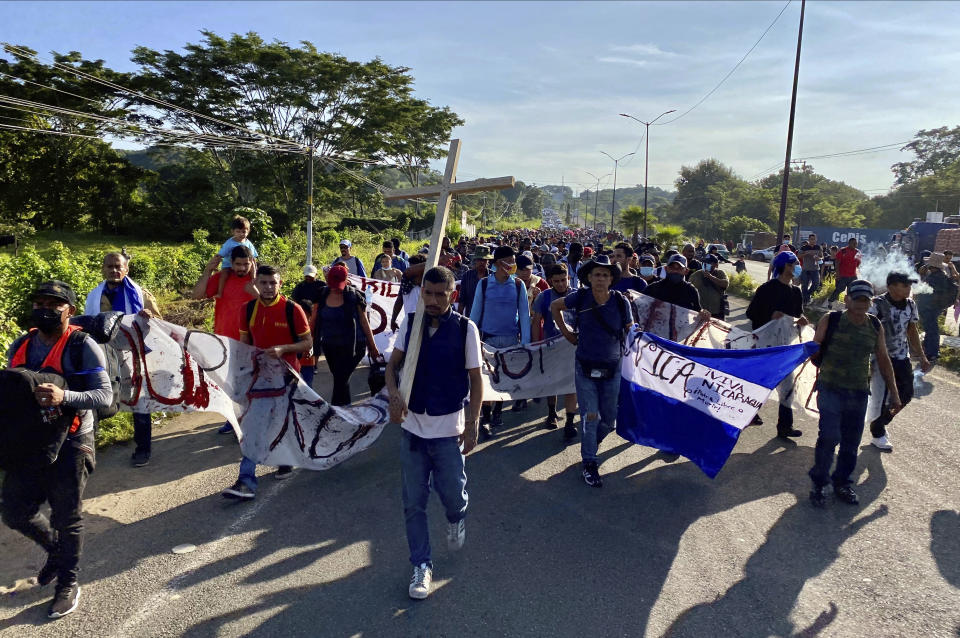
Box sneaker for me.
[37,554,58,587]
[809,487,827,508]
[221,481,255,500]
[478,423,494,441]
[543,412,559,430]
[581,461,602,488]
[871,435,893,451]
[130,450,150,467]
[217,422,233,435]
[48,582,80,619]
[275,466,294,480]
[447,519,465,551]
[563,420,578,440]
[491,414,504,429]
[777,428,803,439]
[408,563,432,600]
[751,414,764,426]
[834,484,859,505]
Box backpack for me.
[477,277,525,336]
[810,311,881,368]
[0,368,77,469]
[67,311,125,419]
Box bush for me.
[727,271,759,298]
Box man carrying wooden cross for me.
[380,139,513,600]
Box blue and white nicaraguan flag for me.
[617,331,819,478]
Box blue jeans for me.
[574,360,621,464]
[809,386,869,488]
[800,269,820,304]
[238,456,292,492]
[133,412,152,455]
[917,302,942,361]
[300,364,315,389]
[400,429,468,567]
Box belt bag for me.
[578,358,618,380]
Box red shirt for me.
[239,295,311,370]
[205,271,255,340]
[836,247,861,278]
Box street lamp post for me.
[585,171,611,232]
[620,109,676,238]
[600,150,635,236]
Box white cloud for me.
[596,56,648,67]
[609,43,679,58]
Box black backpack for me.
[67,312,125,419]
[927,268,959,311]
[0,368,77,469]
[810,311,881,368]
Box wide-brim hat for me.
[471,246,493,261]
[577,255,622,286]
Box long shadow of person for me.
[930,509,960,589]
[664,445,889,638]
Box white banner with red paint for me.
[111,315,389,470]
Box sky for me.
[5,0,959,196]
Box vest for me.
[10,326,84,434]
[404,310,470,416]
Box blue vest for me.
[404,310,470,416]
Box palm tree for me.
[619,205,645,236]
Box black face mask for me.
[666,272,685,284]
[31,308,63,333]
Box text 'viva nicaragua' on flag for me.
[617,330,819,478]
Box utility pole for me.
[791,159,807,243]
[585,171,610,232]
[601,151,635,235]
[620,110,676,238]
[775,0,806,241]
[305,139,314,266]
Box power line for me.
[656,0,793,126]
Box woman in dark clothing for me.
[314,264,381,405]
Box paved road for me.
[1,295,958,637]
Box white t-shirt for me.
[396,316,482,438]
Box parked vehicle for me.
[706,243,730,260]
[751,245,777,262]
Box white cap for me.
[303,265,318,277]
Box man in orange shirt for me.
[192,246,257,434]
[223,265,312,499]
[191,245,256,341]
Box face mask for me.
[666,272,684,284]
[793,265,802,277]
[639,266,655,277]
[32,307,63,333]
[704,264,712,272]
[502,263,517,275]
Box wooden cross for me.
[382,139,515,404]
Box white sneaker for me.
[871,435,893,451]
[447,519,465,551]
[409,563,432,599]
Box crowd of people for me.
[2,220,948,611]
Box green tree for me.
[892,126,960,186]
[720,215,771,242]
[619,205,645,235]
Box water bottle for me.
[364,285,374,306]
[912,367,925,394]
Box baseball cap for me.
[583,247,595,257]
[703,254,719,265]
[325,264,348,290]
[886,271,917,286]
[303,264,318,277]
[666,254,687,267]
[33,280,77,306]
[516,254,533,270]
[639,254,656,265]
[339,239,352,247]
[846,279,875,300]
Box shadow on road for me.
[930,509,960,589]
